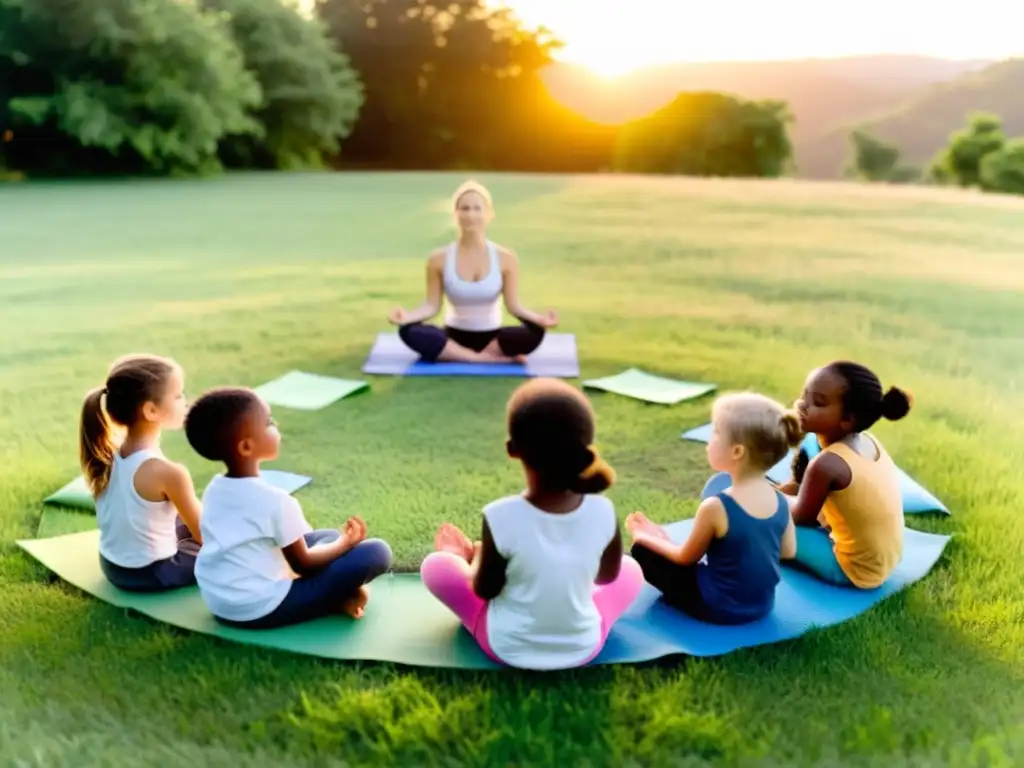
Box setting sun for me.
[494,0,1022,78]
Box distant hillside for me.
[541,55,992,178]
[802,58,1024,178]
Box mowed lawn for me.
[1,172,1023,766]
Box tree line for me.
[848,113,1024,196]
[0,0,793,180]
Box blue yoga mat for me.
[593,517,950,661]
[361,332,579,378]
[680,423,949,515]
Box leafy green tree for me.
[979,137,1024,195]
[847,129,920,183]
[612,92,793,178]
[849,129,900,180]
[203,0,364,170]
[315,0,587,170]
[1,0,261,176]
[931,112,1005,188]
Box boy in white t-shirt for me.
[184,387,392,629]
[420,378,644,671]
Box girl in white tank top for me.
[420,379,644,670]
[79,354,203,592]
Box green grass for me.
[2,171,1024,766]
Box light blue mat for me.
[680,423,950,515]
[361,332,579,378]
[594,517,950,660]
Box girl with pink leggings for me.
[420,378,644,671]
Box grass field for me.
[2,172,1024,766]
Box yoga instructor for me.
[388,180,558,364]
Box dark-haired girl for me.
[783,361,913,589]
[80,354,203,592]
[420,378,643,670]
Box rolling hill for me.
[540,55,997,178]
[800,57,1024,178]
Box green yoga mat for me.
[18,529,497,669]
[254,371,369,410]
[583,368,716,405]
[44,469,312,512]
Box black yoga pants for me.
[398,321,545,362]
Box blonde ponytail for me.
[79,387,115,497]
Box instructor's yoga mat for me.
[19,522,949,668]
[583,368,716,405]
[255,371,368,410]
[361,333,579,378]
[680,423,949,515]
[43,469,312,512]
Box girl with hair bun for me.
[784,361,914,589]
[420,378,643,670]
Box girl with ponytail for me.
[79,354,203,592]
[785,361,914,589]
[420,378,643,670]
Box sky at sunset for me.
[496,0,1024,77]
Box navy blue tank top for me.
[697,490,790,624]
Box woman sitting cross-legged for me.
[388,180,558,364]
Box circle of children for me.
[78,184,914,672]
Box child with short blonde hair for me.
[627,392,801,624]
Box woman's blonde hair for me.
[712,392,803,470]
[451,179,494,214]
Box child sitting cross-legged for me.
[627,392,800,625]
[420,378,644,670]
[184,387,392,629]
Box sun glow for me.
[495,0,1023,80]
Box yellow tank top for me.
[820,434,904,589]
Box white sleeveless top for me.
[483,493,619,670]
[442,241,503,331]
[96,447,180,568]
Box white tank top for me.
[443,241,503,331]
[96,447,180,568]
[483,493,619,670]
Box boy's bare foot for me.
[340,585,370,619]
